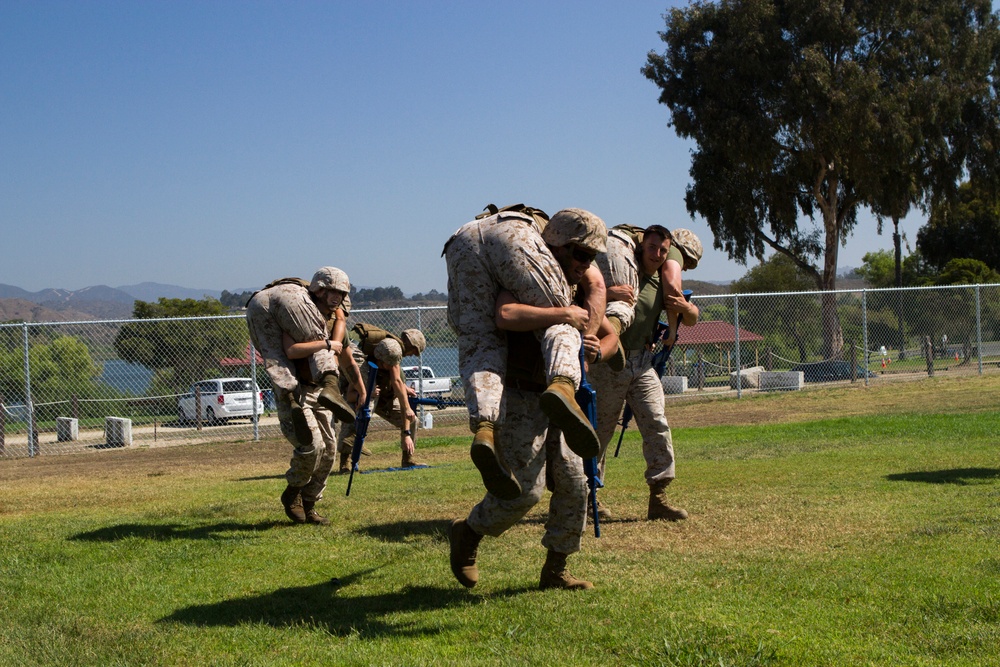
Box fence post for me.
[696,350,704,391]
[733,294,742,399]
[861,289,869,386]
[849,341,857,383]
[195,389,203,431]
[250,343,260,442]
[0,391,5,457]
[924,336,934,377]
[22,323,38,457]
[975,284,983,375]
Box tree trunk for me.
[820,203,844,359]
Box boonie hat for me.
[543,208,608,254]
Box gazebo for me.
[667,320,765,375]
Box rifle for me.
[613,289,692,458]
[407,395,466,411]
[346,360,380,497]
[575,334,603,538]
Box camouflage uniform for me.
[466,387,588,555]
[276,382,339,503]
[246,282,339,393]
[444,209,581,429]
[335,341,406,456]
[595,227,641,331]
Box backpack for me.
[352,322,403,358]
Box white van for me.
[177,377,263,424]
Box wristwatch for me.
[403,429,412,437]
[325,339,332,351]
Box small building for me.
[668,320,765,375]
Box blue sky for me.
[2,1,995,294]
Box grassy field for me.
[0,375,997,666]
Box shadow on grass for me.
[355,518,451,543]
[161,568,534,637]
[886,468,1000,485]
[236,474,285,481]
[69,521,286,542]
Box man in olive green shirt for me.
[588,225,701,521]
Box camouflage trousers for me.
[277,385,339,502]
[595,228,640,331]
[444,211,581,429]
[589,348,676,487]
[246,283,338,392]
[466,388,589,555]
[336,355,406,454]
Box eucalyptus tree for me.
[643,0,1000,357]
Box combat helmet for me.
[670,229,703,270]
[542,208,608,254]
[309,266,350,293]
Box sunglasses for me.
[570,246,597,264]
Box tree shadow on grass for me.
[160,568,534,638]
[886,468,1000,485]
[69,521,286,542]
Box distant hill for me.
[116,282,223,302]
[0,298,98,323]
[685,279,731,296]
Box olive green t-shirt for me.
[618,245,684,352]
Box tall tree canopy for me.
[114,297,243,391]
[643,0,1000,355]
[916,181,1000,272]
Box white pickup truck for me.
[403,366,452,397]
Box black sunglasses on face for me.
[571,246,597,263]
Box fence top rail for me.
[694,282,1000,302]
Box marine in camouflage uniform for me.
[336,327,428,469]
[447,208,608,592]
[589,227,703,522]
[443,205,604,500]
[246,267,363,525]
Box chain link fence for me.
[2,284,998,459]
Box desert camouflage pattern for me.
[589,349,676,486]
[374,337,403,367]
[336,346,406,454]
[246,283,338,391]
[466,388,589,555]
[541,208,608,254]
[444,210,581,428]
[595,227,640,331]
[276,385,339,502]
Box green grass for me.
[1,388,998,665]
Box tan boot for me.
[647,481,688,521]
[401,451,423,468]
[338,452,351,474]
[539,376,599,458]
[287,394,312,447]
[280,485,306,524]
[449,519,482,588]
[588,500,612,522]
[316,372,356,422]
[470,421,521,501]
[301,500,330,525]
[539,550,593,590]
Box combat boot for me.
[539,550,593,590]
[606,316,627,372]
[647,481,688,521]
[316,372,356,423]
[401,450,423,468]
[301,500,330,525]
[588,500,612,522]
[338,452,351,474]
[470,421,521,501]
[280,485,306,524]
[287,393,312,448]
[539,376,599,459]
[448,519,482,588]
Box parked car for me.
[402,366,452,397]
[177,377,264,424]
[790,360,874,383]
